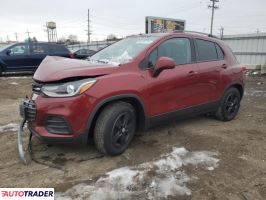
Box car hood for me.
[33,56,119,82]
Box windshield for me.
[90,36,159,65]
[0,44,13,52]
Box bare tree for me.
[107,34,117,41]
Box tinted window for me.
[196,39,218,61]
[9,44,29,55]
[215,44,224,60]
[158,38,191,65]
[148,38,191,67]
[49,44,69,53]
[32,44,48,54]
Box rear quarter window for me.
[49,44,69,54]
[196,39,218,62]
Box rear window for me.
[196,39,218,62]
[49,44,69,54]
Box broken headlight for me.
[41,78,96,97]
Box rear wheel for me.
[216,87,241,121]
[0,66,2,76]
[94,101,136,155]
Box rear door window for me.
[196,39,218,62]
[32,44,48,54]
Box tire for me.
[216,87,241,121]
[94,101,136,156]
[0,66,2,77]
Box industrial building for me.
[223,32,266,68]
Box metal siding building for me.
[223,33,266,67]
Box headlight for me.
[41,78,96,97]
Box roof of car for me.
[134,31,220,41]
[12,42,65,46]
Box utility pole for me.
[87,9,91,43]
[26,30,31,40]
[208,0,219,35]
[220,26,224,40]
[15,32,18,41]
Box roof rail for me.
[173,30,219,39]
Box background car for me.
[73,48,96,59]
[0,42,73,75]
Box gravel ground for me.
[0,74,265,200]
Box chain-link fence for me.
[67,40,118,52]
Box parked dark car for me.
[73,48,96,59]
[20,32,245,156]
[0,42,73,75]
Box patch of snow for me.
[11,82,19,85]
[0,76,31,80]
[136,40,154,44]
[110,50,132,64]
[56,147,219,200]
[244,90,266,97]
[0,123,19,133]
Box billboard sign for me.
[145,16,185,34]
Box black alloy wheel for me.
[94,101,136,155]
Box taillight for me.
[69,52,74,58]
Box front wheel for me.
[216,87,241,121]
[94,101,136,156]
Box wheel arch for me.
[86,94,149,139]
[224,82,244,100]
[0,59,6,73]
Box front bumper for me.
[22,93,96,144]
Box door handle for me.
[188,71,197,76]
[221,64,227,69]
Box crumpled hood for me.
[33,56,119,82]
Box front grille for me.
[45,116,71,134]
[24,101,36,121]
[32,81,43,94]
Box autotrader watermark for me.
[0,188,54,200]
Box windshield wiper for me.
[96,59,109,64]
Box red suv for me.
[21,32,245,155]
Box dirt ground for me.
[0,74,265,200]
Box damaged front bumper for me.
[18,99,36,164]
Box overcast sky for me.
[0,0,265,42]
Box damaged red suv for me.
[21,32,245,155]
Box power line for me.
[208,0,219,35]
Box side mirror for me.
[6,49,11,56]
[152,57,176,77]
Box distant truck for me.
[0,42,73,75]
